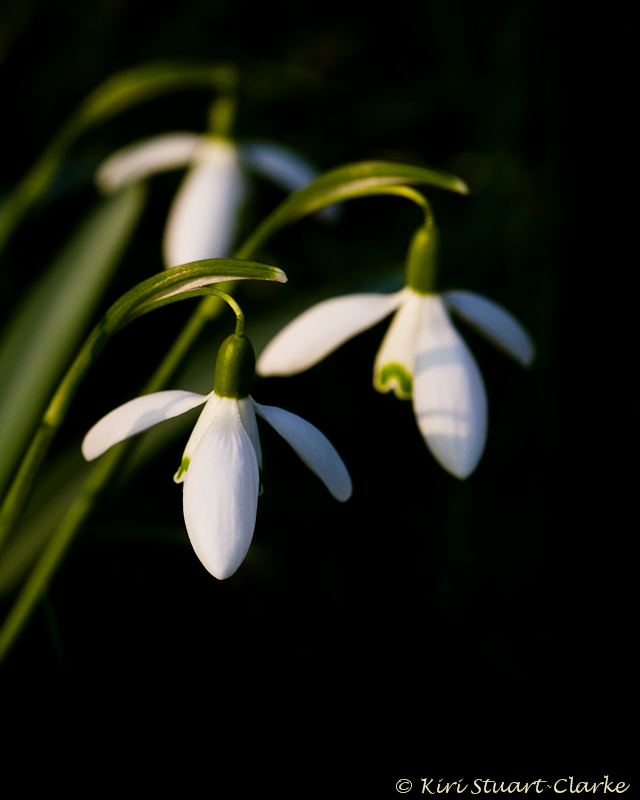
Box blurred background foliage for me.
[0,0,589,737]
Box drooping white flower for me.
[257,286,534,479]
[82,334,351,579]
[96,134,331,268]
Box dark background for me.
[0,0,627,765]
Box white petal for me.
[257,291,404,377]
[373,288,424,399]
[82,390,208,461]
[412,296,487,479]
[163,138,246,268]
[240,141,339,223]
[444,291,535,367]
[180,392,222,465]
[240,141,316,192]
[238,397,262,469]
[96,133,201,193]
[183,399,259,580]
[253,400,352,501]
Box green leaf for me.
[0,446,90,598]
[305,159,468,195]
[0,183,146,500]
[236,160,467,259]
[0,257,285,547]
[0,61,235,253]
[111,259,287,329]
[72,61,236,131]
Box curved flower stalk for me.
[96,134,332,268]
[82,328,351,579]
[257,225,535,480]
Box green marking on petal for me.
[376,363,413,399]
[173,456,190,483]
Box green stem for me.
[223,293,244,335]
[0,325,111,552]
[0,180,432,662]
[0,444,121,662]
[0,266,273,552]
[235,184,433,261]
[0,123,79,254]
[0,286,245,662]
[207,68,238,140]
[0,291,227,661]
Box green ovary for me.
[377,363,412,399]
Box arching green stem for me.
[0,167,460,662]
[0,62,239,255]
[207,66,238,140]
[0,265,274,553]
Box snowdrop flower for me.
[82,331,351,579]
[96,134,332,268]
[257,225,534,479]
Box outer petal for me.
[163,138,246,268]
[240,142,317,193]
[253,400,352,501]
[240,141,339,223]
[183,399,259,580]
[96,133,201,193]
[412,296,487,479]
[82,390,209,461]
[373,288,424,399]
[175,395,262,484]
[257,291,404,377]
[444,290,535,367]
[180,392,222,464]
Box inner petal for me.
[373,289,425,399]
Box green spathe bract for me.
[0,152,467,662]
[236,161,465,260]
[0,260,284,556]
[213,334,256,399]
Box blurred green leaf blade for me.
[0,183,146,499]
